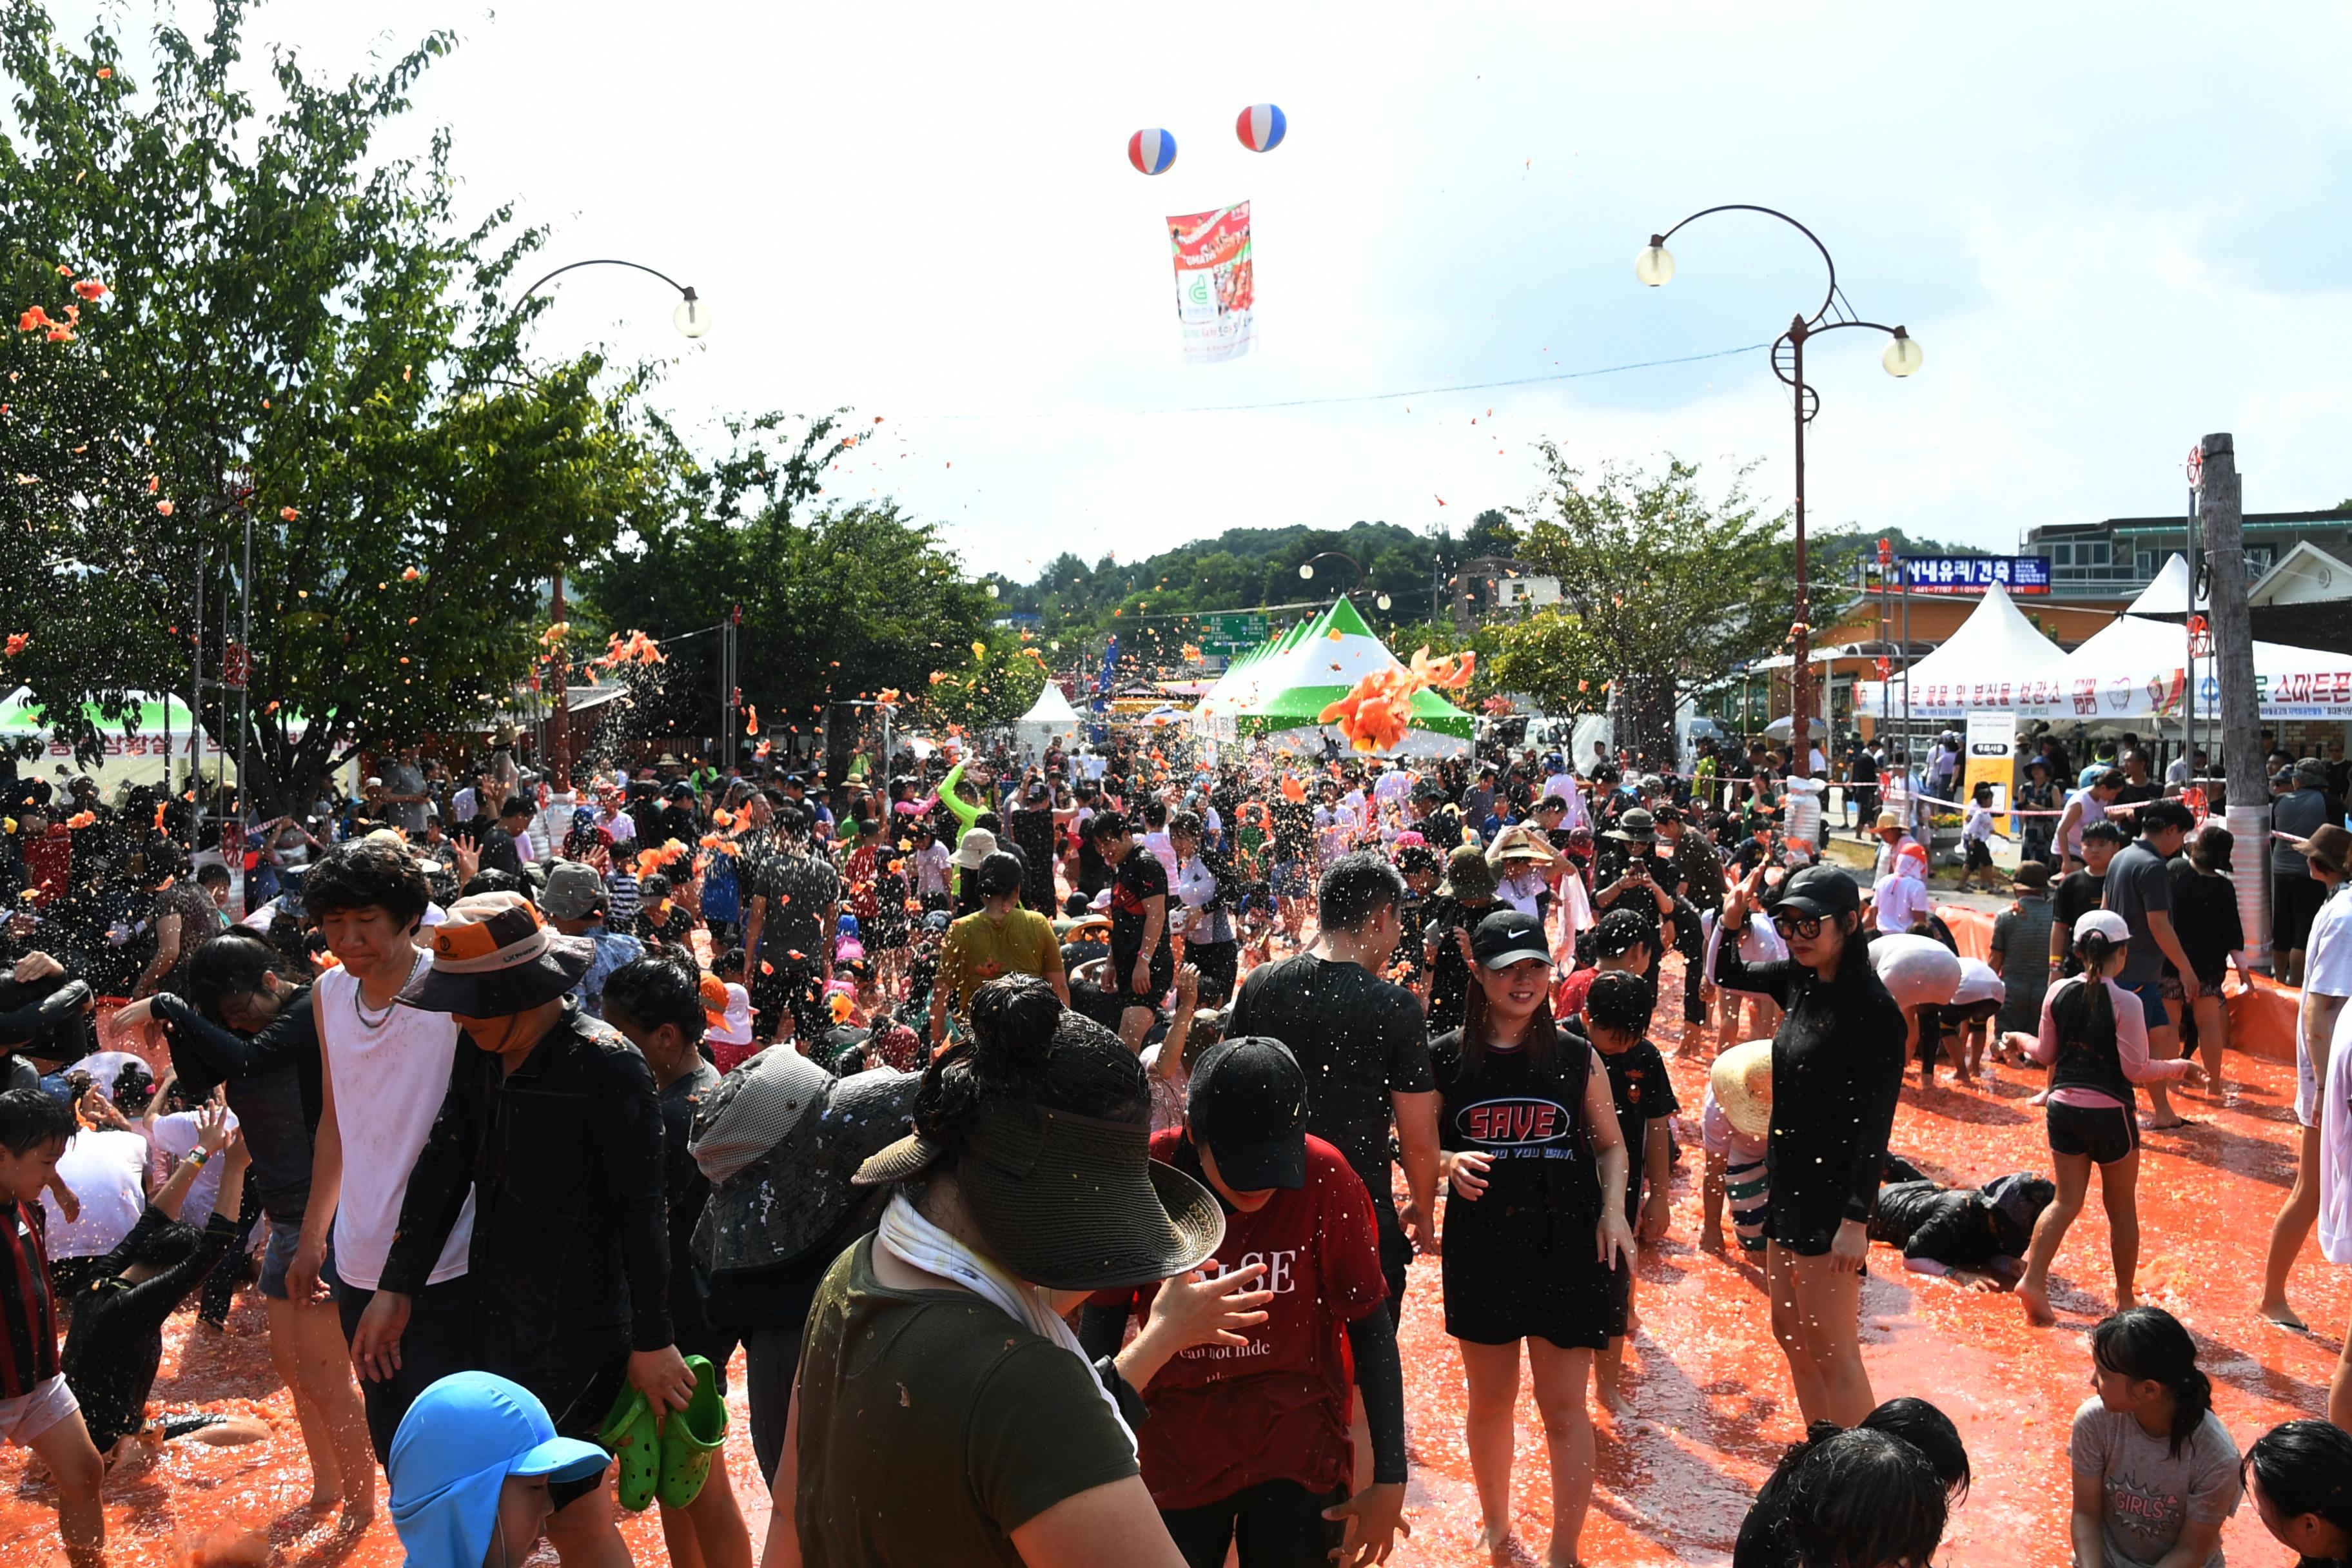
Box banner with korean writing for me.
[1168,202,1256,364]
[1901,556,2051,595]
[1964,710,2017,831]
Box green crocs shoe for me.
[598,1384,662,1513]
[656,1355,727,1510]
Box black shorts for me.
[2275,870,2326,951]
[1963,838,1994,870]
[1161,1480,1348,1568]
[2048,1101,2138,1164]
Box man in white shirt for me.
[2263,825,2352,1329]
[289,839,476,1464]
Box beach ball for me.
[1128,128,1177,175]
[1235,102,1287,152]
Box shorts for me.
[1963,838,1994,871]
[2048,1101,2139,1164]
[0,1374,79,1447]
[1161,1480,1349,1568]
[2119,977,2171,1032]
[2275,870,2326,951]
[260,1215,335,1302]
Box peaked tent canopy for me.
[1195,597,1473,758]
[1851,584,2070,720]
[2124,554,2207,617]
[1012,681,1083,754]
[2055,614,2352,721]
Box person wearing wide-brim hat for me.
[1426,845,1503,1035]
[351,892,696,1567]
[1592,806,1678,943]
[781,975,1242,1567]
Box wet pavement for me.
[1,952,2340,1566]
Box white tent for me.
[1193,599,1473,758]
[2055,614,2352,721]
[1012,681,1082,756]
[2125,554,2206,617]
[1851,585,2071,720]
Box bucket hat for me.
[400,892,594,1015]
[541,861,607,921]
[2296,823,2352,878]
[1442,843,1497,901]
[2011,861,2052,892]
[950,828,1000,870]
[1605,807,1657,843]
[1709,1039,1773,1139]
[853,1014,1223,1291]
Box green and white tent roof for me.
[1193,598,1472,754]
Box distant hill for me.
[991,511,1522,634]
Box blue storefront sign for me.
[1900,556,2052,595]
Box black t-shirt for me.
[61,1206,238,1449]
[756,847,842,957]
[1867,1179,2005,1269]
[1594,1036,1679,1205]
[1270,801,1315,861]
[2164,858,2241,986]
[1422,894,1498,1035]
[2051,868,2104,976]
[1108,849,1172,986]
[1848,751,1879,786]
[1227,953,1434,1211]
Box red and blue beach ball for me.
[1235,103,1286,152]
[1127,127,1177,175]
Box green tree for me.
[581,411,997,770]
[1503,451,1792,761]
[1,0,669,810]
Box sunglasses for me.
[1770,910,1826,940]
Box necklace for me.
[351,950,421,1030]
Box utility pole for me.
[2200,432,2268,970]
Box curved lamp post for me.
[514,257,711,785]
[516,257,711,337]
[1298,552,1393,611]
[1637,206,1919,776]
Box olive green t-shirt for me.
[936,908,1064,1021]
[795,1235,1138,1567]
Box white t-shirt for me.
[315,952,473,1289]
[1372,770,1415,807]
[150,1108,240,1224]
[2320,997,2352,1264]
[2297,886,2352,1126]
[596,808,637,845]
[1873,871,1930,934]
[43,1128,150,1260]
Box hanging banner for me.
[1963,709,2017,833]
[1167,202,1256,364]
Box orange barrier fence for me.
[1934,904,2298,1063]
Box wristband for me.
[186,1149,211,1168]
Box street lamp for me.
[511,255,710,787]
[516,257,710,338]
[1636,205,1921,778]
[1297,552,1393,610]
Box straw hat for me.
[1709,1040,1773,1139]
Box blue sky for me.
[49,1,2352,576]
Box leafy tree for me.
[1,0,668,810]
[580,411,996,774]
[1464,508,1521,559]
[1500,451,1792,761]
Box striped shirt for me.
[1701,1092,1771,1253]
[0,1197,60,1398]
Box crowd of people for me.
[0,721,2346,1568]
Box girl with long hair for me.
[2069,1307,2239,1568]
[1431,909,1631,1567]
[2014,912,2204,1327]
[1713,863,1906,1430]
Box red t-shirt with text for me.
[1092,1130,1387,1510]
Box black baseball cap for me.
[1186,1037,1307,1191]
[1774,863,1860,919]
[1470,908,1554,970]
